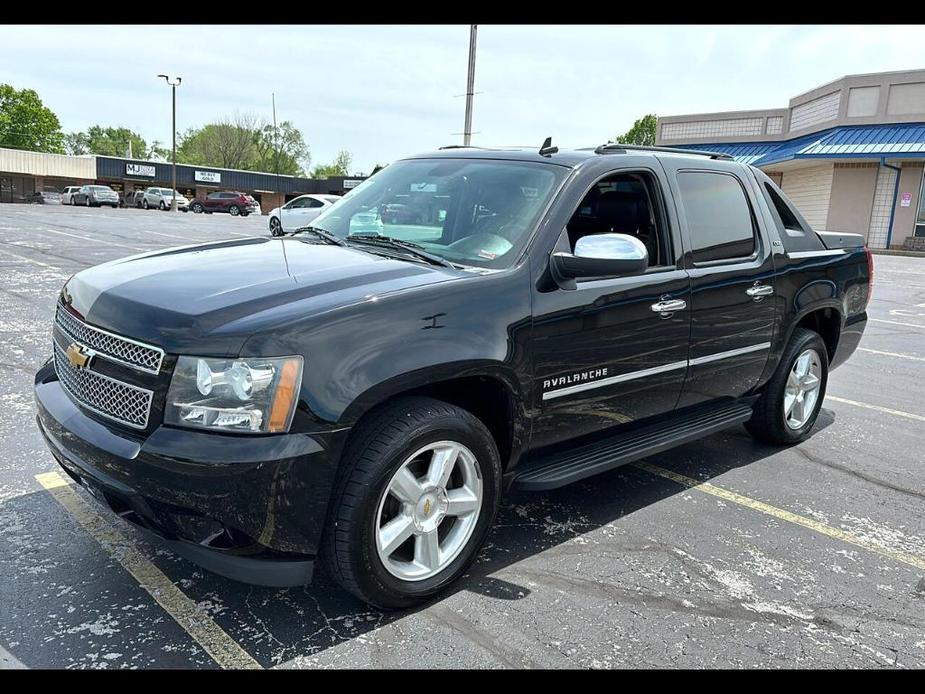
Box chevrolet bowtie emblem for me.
[66,343,91,370]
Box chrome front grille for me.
[53,342,154,429]
[55,304,164,374]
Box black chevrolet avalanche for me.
[35,143,871,608]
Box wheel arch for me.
[784,301,843,363]
[338,364,526,472]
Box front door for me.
[659,159,776,408]
[530,167,692,450]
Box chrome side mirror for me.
[551,233,648,285]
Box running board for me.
[512,401,754,491]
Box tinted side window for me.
[307,198,324,208]
[678,171,756,262]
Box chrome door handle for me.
[746,284,774,299]
[651,298,687,315]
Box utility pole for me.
[463,24,477,146]
[157,74,182,211]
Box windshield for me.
[308,158,566,269]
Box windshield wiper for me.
[346,235,456,268]
[290,225,347,246]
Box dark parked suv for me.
[35,143,870,609]
[189,191,260,216]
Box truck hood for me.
[63,237,461,355]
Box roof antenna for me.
[539,136,558,156]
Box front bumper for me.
[34,360,344,587]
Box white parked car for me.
[141,187,189,211]
[268,194,341,236]
[62,186,83,205]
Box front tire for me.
[229,205,240,217]
[269,217,283,236]
[191,202,203,214]
[142,198,149,210]
[159,201,166,211]
[746,327,828,445]
[85,197,91,207]
[323,397,501,609]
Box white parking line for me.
[869,318,925,329]
[858,347,925,362]
[0,247,62,271]
[826,395,925,423]
[37,227,145,251]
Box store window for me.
[916,169,925,238]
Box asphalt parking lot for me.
[0,203,923,669]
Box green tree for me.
[177,116,259,170]
[253,120,311,176]
[0,84,65,153]
[616,114,657,147]
[311,150,353,179]
[65,125,148,157]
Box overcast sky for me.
[3,25,925,174]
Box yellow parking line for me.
[858,347,925,362]
[635,462,925,572]
[826,395,925,423]
[35,471,262,670]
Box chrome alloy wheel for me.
[375,441,483,582]
[784,348,822,429]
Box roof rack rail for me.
[592,143,733,160]
[438,144,482,150]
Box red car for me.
[189,191,260,217]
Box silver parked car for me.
[72,185,119,208]
[141,187,189,211]
[62,186,83,205]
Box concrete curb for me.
[874,249,925,258]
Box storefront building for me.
[0,148,95,203]
[657,69,925,250]
[0,148,365,213]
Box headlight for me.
[165,355,303,434]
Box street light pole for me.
[157,74,182,211]
[463,24,477,146]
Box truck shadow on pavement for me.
[4,412,835,668]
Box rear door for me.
[658,157,776,407]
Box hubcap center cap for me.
[413,488,448,532]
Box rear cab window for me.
[676,171,757,263]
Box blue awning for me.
[678,122,925,167]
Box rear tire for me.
[159,201,166,211]
[85,197,91,207]
[323,397,502,610]
[745,327,828,445]
[142,198,149,210]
